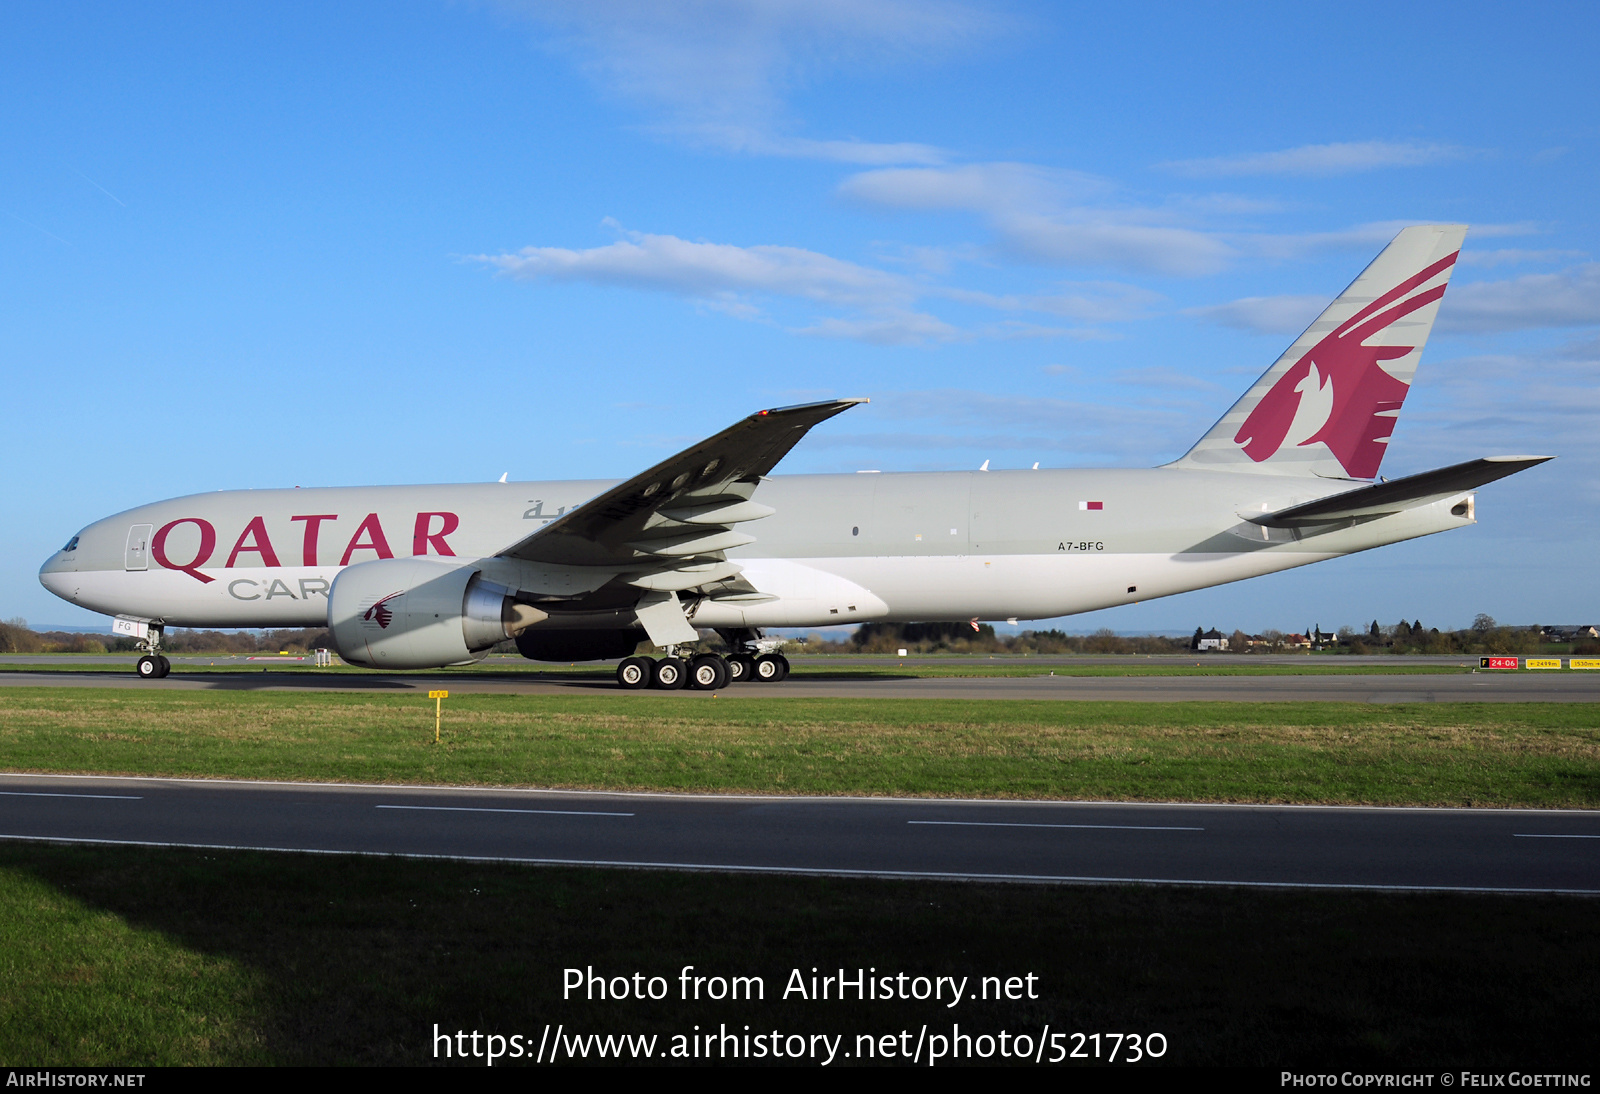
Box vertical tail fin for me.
[1172,224,1467,479]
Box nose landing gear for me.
[136,654,170,679]
[132,624,170,679]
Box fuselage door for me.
[125,524,153,571]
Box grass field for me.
[2,689,1597,807]
[2,843,1594,1067]
[3,683,1596,1068]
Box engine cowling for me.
[328,557,544,669]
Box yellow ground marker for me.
[428,690,449,743]
[1525,658,1562,669]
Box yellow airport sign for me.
[1525,658,1561,669]
[428,690,449,743]
[1571,659,1600,670]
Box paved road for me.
[2,666,1599,702]
[2,774,1596,893]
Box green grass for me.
[3,690,1597,807]
[0,843,1593,1067]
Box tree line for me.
[0,620,332,655]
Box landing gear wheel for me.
[136,655,161,679]
[616,656,652,690]
[726,654,755,683]
[688,654,729,690]
[156,655,171,678]
[753,654,788,682]
[651,656,686,690]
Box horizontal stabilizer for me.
[1251,456,1551,526]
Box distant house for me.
[1540,625,1600,641]
[1285,633,1312,649]
[1195,628,1229,652]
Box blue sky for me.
[5,0,1597,633]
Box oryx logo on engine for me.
[363,591,404,629]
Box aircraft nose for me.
[39,533,82,590]
[38,565,74,603]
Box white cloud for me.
[475,220,1143,344]
[1185,254,1600,338]
[793,310,961,345]
[1162,140,1476,178]
[1398,338,1600,513]
[760,137,946,165]
[870,241,982,275]
[1458,248,1586,268]
[1439,265,1600,334]
[1235,220,1538,262]
[811,387,1218,464]
[840,162,1102,210]
[1003,215,1232,275]
[481,219,911,308]
[496,0,996,163]
[939,280,1163,322]
[1240,220,1425,260]
[1184,294,1327,335]
[840,163,1233,276]
[1111,367,1223,391]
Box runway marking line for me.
[375,805,633,817]
[908,820,1202,831]
[0,791,142,800]
[1514,833,1600,839]
[0,834,1595,895]
[5,773,1599,817]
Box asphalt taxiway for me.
[2,665,1599,701]
[2,774,1595,892]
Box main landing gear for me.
[615,651,789,690]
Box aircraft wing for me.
[498,399,865,569]
[1250,455,1552,527]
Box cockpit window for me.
[62,536,79,552]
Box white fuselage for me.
[39,468,1474,630]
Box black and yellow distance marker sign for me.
[428,690,448,743]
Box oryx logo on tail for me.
[1170,225,1466,479]
[1233,250,1459,479]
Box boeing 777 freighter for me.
[39,225,1548,687]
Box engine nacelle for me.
[328,557,544,669]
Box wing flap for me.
[633,591,701,647]
[626,529,758,557]
[657,500,776,525]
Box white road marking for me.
[0,834,1593,895]
[1514,833,1600,839]
[0,791,141,800]
[375,805,633,817]
[908,820,1202,831]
